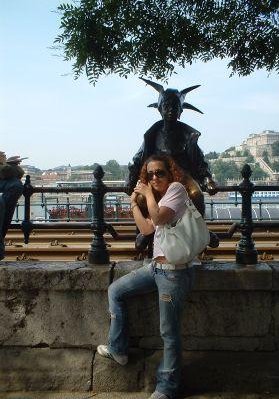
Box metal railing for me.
[17,164,279,265]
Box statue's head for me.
[140,78,203,121]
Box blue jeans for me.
[0,178,23,258]
[107,261,195,399]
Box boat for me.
[228,191,279,201]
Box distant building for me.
[236,130,279,157]
[21,164,42,184]
[69,169,94,181]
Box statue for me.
[127,78,219,249]
[0,152,24,260]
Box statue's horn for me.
[180,85,201,96]
[182,103,203,114]
[140,77,164,93]
[147,103,158,108]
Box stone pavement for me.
[0,393,278,399]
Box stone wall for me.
[0,261,278,395]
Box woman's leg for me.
[154,266,195,399]
[108,262,156,356]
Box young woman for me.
[97,155,196,399]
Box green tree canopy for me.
[252,163,268,179]
[55,0,279,83]
[245,153,255,163]
[262,149,270,164]
[205,151,219,161]
[271,160,279,171]
[271,140,279,156]
[104,159,123,180]
[211,159,240,184]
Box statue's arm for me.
[126,143,144,194]
[189,133,216,192]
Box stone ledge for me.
[115,261,273,291]
[0,262,111,291]
[0,261,274,291]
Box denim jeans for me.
[107,261,195,399]
[0,178,23,258]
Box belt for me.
[152,260,188,270]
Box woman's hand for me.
[134,182,153,198]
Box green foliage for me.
[271,161,279,171]
[271,140,279,156]
[55,0,279,83]
[205,151,219,161]
[104,159,128,180]
[211,159,240,184]
[245,153,254,163]
[242,149,250,157]
[221,152,231,158]
[251,163,268,179]
[262,149,270,164]
[224,146,235,153]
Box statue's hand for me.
[205,177,218,195]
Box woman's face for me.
[146,160,172,195]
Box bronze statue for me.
[127,78,219,249]
[127,78,216,215]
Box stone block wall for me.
[0,261,278,394]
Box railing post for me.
[236,164,258,265]
[22,175,33,244]
[88,165,110,265]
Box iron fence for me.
[14,164,279,265]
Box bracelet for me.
[131,204,138,211]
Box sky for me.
[1,1,279,170]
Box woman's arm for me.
[131,192,155,235]
[134,184,175,226]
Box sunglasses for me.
[147,169,167,180]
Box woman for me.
[97,155,196,399]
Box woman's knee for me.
[108,279,123,303]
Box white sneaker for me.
[97,344,128,366]
[149,391,169,399]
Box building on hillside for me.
[69,169,94,181]
[236,130,279,157]
[21,165,42,185]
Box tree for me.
[55,0,279,84]
[262,149,270,164]
[224,146,235,153]
[271,160,279,171]
[245,153,254,163]
[104,159,122,180]
[252,163,268,179]
[271,140,279,156]
[211,159,239,184]
[205,151,219,161]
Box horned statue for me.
[127,77,217,219]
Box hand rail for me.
[20,164,279,265]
